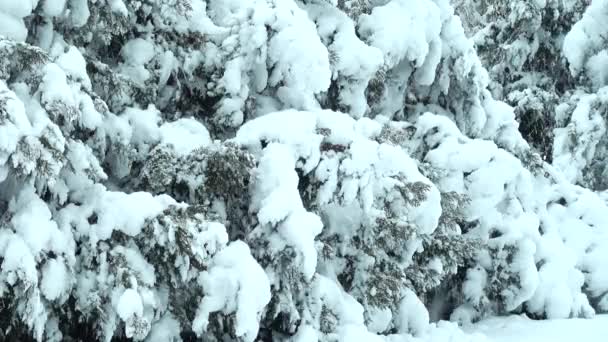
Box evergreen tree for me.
[0,0,608,341]
[454,0,588,161]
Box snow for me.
[194,241,270,342]
[0,80,31,169]
[68,185,178,241]
[121,38,156,65]
[563,0,608,77]
[358,0,441,69]
[305,2,384,117]
[469,315,608,342]
[0,12,28,42]
[235,109,323,173]
[0,234,38,285]
[0,1,35,41]
[116,288,144,321]
[112,246,156,287]
[67,0,89,27]
[123,106,161,145]
[40,63,76,108]
[41,0,66,17]
[9,188,64,256]
[266,0,331,108]
[294,325,318,342]
[119,38,156,84]
[553,92,606,184]
[109,0,128,15]
[0,0,36,17]
[251,143,323,279]
[586,50,608,88]
[337,324,385,342]
[146,314,181,342]
[396,288,430,336]
[55,46,91,89]
[159,118,212,155]
[41,258,69,301]
[2,0,608,341]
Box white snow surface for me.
[159,117,212,155]
[350,315,608,342]
[468,314,608,342]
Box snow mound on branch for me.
[0,0,35,41]
[65,185,178,242]
[563,0,608,78]
[159,118,211,155]
[413,112,597,320]
[359,0,441,72]
[194,241,270,342]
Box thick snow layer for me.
[42,0,66,17]
[159,118,212,155]
[55,46,91,89]
[66,185,178,241]
[0,12,28,41]
[194,241,270,342]
[2,0,608,340]
[563,0,608,76]
[116,288,143,321]
[468,315,608,342]
[41,258,69,301]
[250,142,323,279]
[0,0,37,17]
[0,0,35,41]
[358,0,441,69]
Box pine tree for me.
[1,0,608,341]
[454,0,588,161]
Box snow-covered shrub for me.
[454,0,587,161]
[1,0,608,341]
[233,109,487,335]
[555,0,608,190]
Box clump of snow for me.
[121,38,156,65]
[235,109,323,173]
[146,314,181,342]
[40,63,76,108]
[68,185,178,241]
[0,0,36,17]
[194,241,270,342]
[55,46,91,89]
[42,0,66,17]
[563,0,608,77]
[250,143,323,279]
[358,0,441,69]
[396,288,430,336]
[586,50,608,89]
[412,112,598,320]
[109,0,128,15]
[0,81,32,179]
[305,3,384,117]
[116,288,143,322]
[123,106,161,145]
[159,118,211,155]
[119,38,156,84]
[553,92,606,184]
[0,0,35,41]
[265,1,331,109]
[9,188,66,257]
[293,324,318,342]
[40,258,69,301]
[0,12,28,42]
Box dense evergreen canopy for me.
[0,0,607,341]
